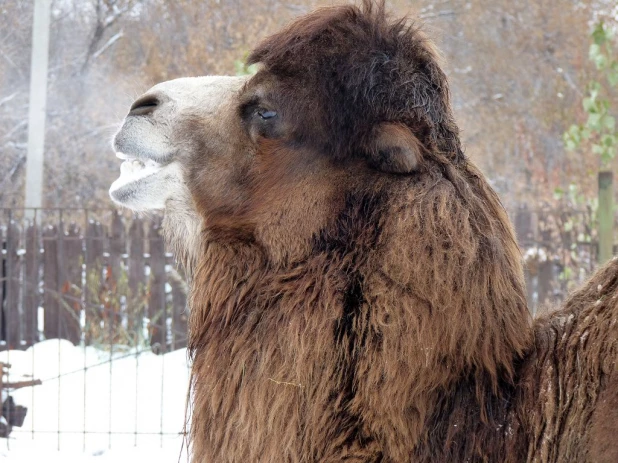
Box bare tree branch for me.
[419,9,459,20]
[2,120,27,141]
[81,0,133,73]
[0,155,26,199]
[92,30,124,59]
[0,92,18,108]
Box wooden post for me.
[128,217,145,336]
[106,212,125,343]
[148,219,167,353]
[515,204,535,313]
[23,223,40,347]
[84,220,104,345]
[128,218,144,291]
[537,261,553,310]
[515,204,533,245]
[42,225,59,340]
[0,225,5,347]
[85,220,104,269]
[5,223,22,349]
[598,171,614,264]
[109,211,125,281]
[536,220,554,311]
[169,268,188,350]
[61,223,82,345]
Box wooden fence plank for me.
[169,267,187,350]
[23,223,40,347]
[84,220,104,345]
[515,205,537,313]
[537,261,553,311]
[56,220,68,340]
[515,204,533,245]
[85,220,104,269]
[128,218,144,290]
[109,211,125,281]
[0,225,5,348]
[536,218,554,311]
[60,223,82,345]
[103,212,125,345]
[524,272,535,315]
[148,219,167,353]
[42,225,60,340]
[5,222,22,349]
[128,217,145,337]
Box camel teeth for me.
[120,160,133,175]
[113,157,163,191]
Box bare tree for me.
[0,0,616,209]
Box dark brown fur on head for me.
[247,0,462,167]
[182,2,617,462]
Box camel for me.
[109,2,618,461]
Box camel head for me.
[110,2,468,266]
[109,76,249,212]
[109,76,250,272]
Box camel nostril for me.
[129,95,159,116]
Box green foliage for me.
[553,182,594,206]
[234,52,259,76]
[564,23,618,167]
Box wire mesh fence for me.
[1,208,190,454]
[1,340,190,452]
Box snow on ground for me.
[1,340,190,462]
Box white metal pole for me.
[24,0,52,218]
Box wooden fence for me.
[513,203,616,315]
[0,208,187,352]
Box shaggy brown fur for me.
[512,257,618,462]
[182,2,617,462]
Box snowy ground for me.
[1,340,190,462]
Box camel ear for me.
[368,123,422,174]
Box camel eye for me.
[258,110,277,120]
[243,103,282,140]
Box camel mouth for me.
[109,152,164,192]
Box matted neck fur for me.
[109,2,618,462]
